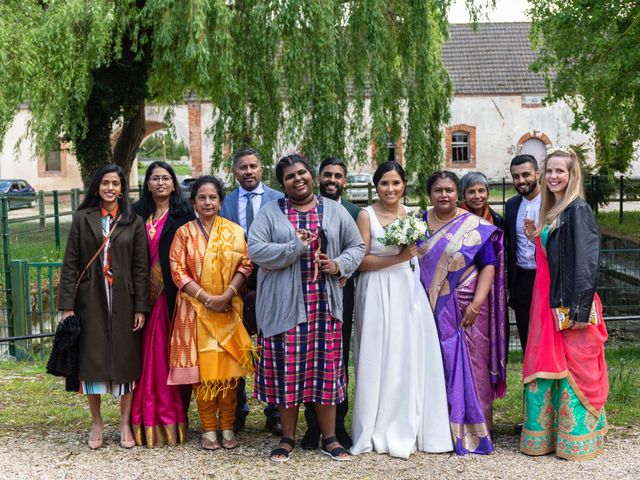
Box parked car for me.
[0,179,36,209]
[346,173,377,204]
[179,177,197,201]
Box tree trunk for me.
[113,100,146,183]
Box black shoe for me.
[514,423,523,435]
[335,426,352,449]
[265,416,283,436]
[300,427,321,450]
[234,414,247,433]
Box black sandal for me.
[320,436,352,462]
[270,437,295,463]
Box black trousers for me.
[511,267,536,353]
[235,268,279,421]
[303,277,355,430]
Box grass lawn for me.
[597,211,640,244]
[1,347,638,436]
[138,164,191,179]
[6,221,71,261]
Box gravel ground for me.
[1,427,639,480]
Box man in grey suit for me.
[220,147,284,435]
[301,157,361,450]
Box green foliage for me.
[0,1,494,188]
[529,1,640,174]
[138,132,189,161]
[597,211,640,243]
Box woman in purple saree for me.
[418,171,507,455]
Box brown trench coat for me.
[58,207,150,383]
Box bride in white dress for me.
[350,161,452,459]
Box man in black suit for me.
[301,157,361,449]
[504,154,541,354]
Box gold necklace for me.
[147,209,169,240]
[433,209,456,223]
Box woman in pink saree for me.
[131,161,195,447]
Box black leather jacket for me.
[546,198,600,323]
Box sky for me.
[448,0,530,23]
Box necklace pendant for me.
[148,225,156,240]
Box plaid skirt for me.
[254,314,346,408]
[254,196,346,407]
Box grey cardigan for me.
[248,197,365,337]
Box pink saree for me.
[131,214,187,447]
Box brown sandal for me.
[221,429,238,449]
[201,431,221,450]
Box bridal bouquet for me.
[378,212,430,270]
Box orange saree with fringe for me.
[167,217,254,400]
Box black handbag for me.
[46,217,120,391]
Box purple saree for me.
[418,211,507,455]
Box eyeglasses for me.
[149,176,173,183]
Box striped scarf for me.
[100,206,119,286]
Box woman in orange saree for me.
[168,176,254,450]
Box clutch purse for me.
[552,301,601,331]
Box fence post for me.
[594,175,599,215]
[9,259,31,360]
[53,190,60,251]
[70,188,79,211]
[38,191,46,228]
[619,175,624,224]
[0,197,13,357]
[367,183,373,204]
[502,178,506,215]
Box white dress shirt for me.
[515,193,541,269]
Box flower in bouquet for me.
[377,212,430,270]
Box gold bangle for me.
[226,285,239,296]
[194,287,204,301]
[468,303,480,314]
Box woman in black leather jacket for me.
[519,147,608,461]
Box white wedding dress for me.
[350,206,452,459]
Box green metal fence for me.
[1,181,640,359]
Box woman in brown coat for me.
[59,164,150,450]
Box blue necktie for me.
[245,192,257,232]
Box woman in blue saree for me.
[418,171,507,455]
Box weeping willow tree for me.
[0,0,493,186]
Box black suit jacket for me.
[340,198,361,222]
[133,204,196,321]
[504,195,524,304]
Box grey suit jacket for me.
[219,183,284,227]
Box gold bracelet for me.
[226,285,239,296]
[468,303,480,314]
[194,287,204,301]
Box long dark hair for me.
[77,164,135,225]
[275,154,314,186]
[373,161,406,186]
[133,161,192,218]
